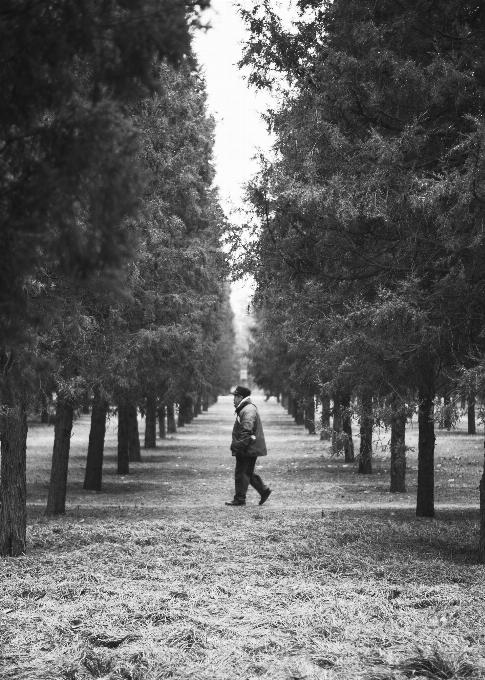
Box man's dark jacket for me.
[231,397,267,458]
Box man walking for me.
[225,386,272,507]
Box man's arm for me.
[232,407,256,453]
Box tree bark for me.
[468,394,476,435]
[341,391,354,462]
[390,394,406,493]
[332,392,343,455]
[479,451,485,563]
[158,404,166,439]
[167,402,177,433]
[416,366,435,517]
[46,395,74,514]
[82,389,90,415]
[320,392,331,440]
[305,397,316,434]
[128,403,141,461]
[202,394,209,411]
[359,391,373,474]
[117,399,130,475]
[144,394,157,449]
[0,404,27,556]
[177,400,186,427]
[83,386,108,491]
[286,394,293,416]
[185,395,194,423]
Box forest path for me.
[26,394,479,516]
[14,401,485,680]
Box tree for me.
[0,0,209,555]
[76,57,235,488]
[83,385,109,491]
[0,0,208,346]
[237,0,485,520]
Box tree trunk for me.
[46,396,74,514]
[177,400,186,427]
[320,392,331,440]
[286,395,293,416]
[144,394,157,449]
[390,395,406,493]
[359,391,373,474]
[416,366,435,517]
[185,395,194,423]
[305,397,316,434]
[117,399,130,475]
[0,404,27,556]
[167,402,177,433]
[202,394,209,411]
[479,451,485,563]
[332,392,343,455]
[158,404,166,439]
[468,394,476,435]
[281,392,288,410]
[82,389,90,415]
[40,390,50,423]
[83,386,108,491]
[341,391,354,462]
[194,395,202,417]
[128,403,141,461]
[296,403,305,426]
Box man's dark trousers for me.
[234,454,267,503]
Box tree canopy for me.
[235,0,485,517]
[0,0,209,347]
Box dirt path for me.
[9,395,485,680]
[26,394,479,515]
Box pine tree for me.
[0,0,209,555]
[238,0,485,518]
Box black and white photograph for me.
[2,1,485,678]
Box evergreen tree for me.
[0,0,209,555]
[237,0,485,518]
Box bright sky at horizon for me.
[193,1,295,341]
[193,0,277,218]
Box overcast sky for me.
[193,1,294,346]
[193,0,276,217]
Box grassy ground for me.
[1,396,485,679]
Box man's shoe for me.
[259,488,272,506]
[225,500,246,506]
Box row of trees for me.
[233,0,485,555]
[0,1,236,556]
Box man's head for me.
[231,385,251,407]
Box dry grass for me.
[1,397,484,679]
